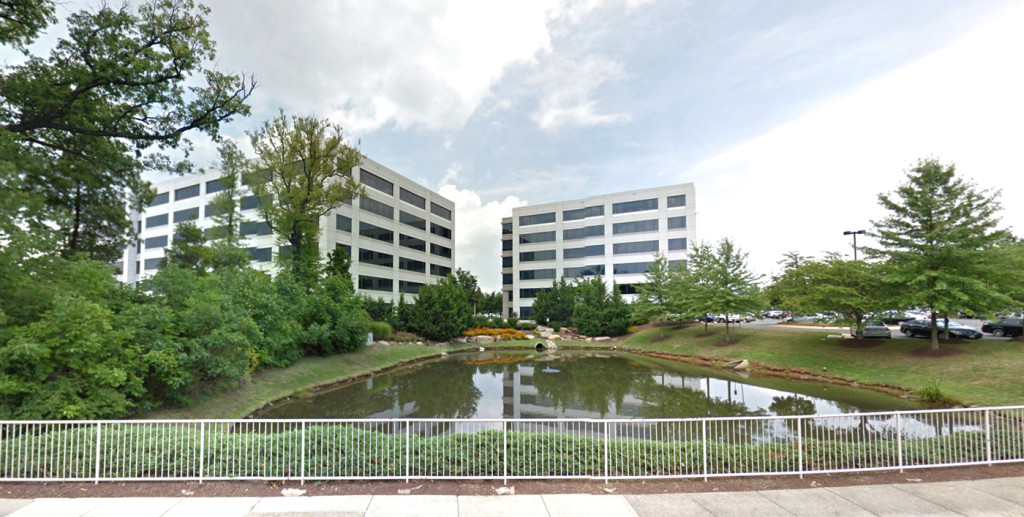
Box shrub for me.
[508,317,519,328]
[462,327,527,341]
[514,321,537,331]
[410,277,472,341]
[918,382,957,406]
[367,321,392,340]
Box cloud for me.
[532,54,630,131]
[439,184,527,292]
[438,163,462,188]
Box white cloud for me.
[685,3,1024,279]
[439,184,527,292]
[439,163,462,188]
[532,54,630,131]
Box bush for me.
[918,382,957,406]
[462,327,527,341]
[410,277,473,341]
[513,321,537,331]
[508,317,519,328]
[367,321,392,340]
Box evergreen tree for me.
[632,253,680,338]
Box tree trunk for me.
[942,315,950,340]
[855,314,863,339]
[930,313,939,350]
[725,321,731,342]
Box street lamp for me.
[843,230,866,261]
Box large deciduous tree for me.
[680,238,762,342]
[865,158,1015,350]
[245,111,363,288]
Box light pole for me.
[843,230,866,261]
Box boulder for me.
[546,339,558,349]
[722,359,750,371]
[454,337,468,344]
[375,340,390,346]
[525,334,536,339]
[594,336,611,342]
[477,336,495,344]
[539,332,552,338]
[548,334,561,341]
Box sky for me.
[21,0,1024,292]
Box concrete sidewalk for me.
[3,477,1023,516]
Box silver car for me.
[853,321,891,338]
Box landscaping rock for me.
[545,339,558,349]
[376,340,390,346]
[454,337,468,343]
[477,336,495,344]
[594,336,611,342]
[549,334,561,341]
[539,332,552,338]
[525,334,536,339]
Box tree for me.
[162,222,211,272]
[682,239,762,342]
[245,111,363,288]
[865,158,1015,350]
[410,276,472,341]
[531,277,575,326]
[478,291,503,315]
[632,253,680,338]
[206,140,249,245]
[451,268,483,314]
[572,276,631,337]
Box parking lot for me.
[737,317,1017,341]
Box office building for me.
[117,157,456,303]
[501,183,695,319]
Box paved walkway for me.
[3,477,1023,516]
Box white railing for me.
[2,406,1023,483]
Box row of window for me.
[517,217,686,244]
[360,169,452,220]
[358,276,425,294]
[516,195,687,227]
[512,257,687,285]
[149,178,233,208]
[239,244,451,278]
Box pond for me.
[255,351,918,420]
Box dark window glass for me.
[279,245,293,258]
[359,249,394,267]
[502,222,513,235]
[206,179,224,194]
[399,188,426,209]
[361,197,394,219]
[503,273,513,285]
[669,259,686,270]
[613,240,658,255]
[502,239,513,251]
[430,243,452,258]
[563,244,605,259]
[613,262,650,275]
[149,192,169,207]
[144,257,163,270]
[502,256,513,268]
[240,195,260,210]
[144,235,168,249]
[175,184,200,201]
[563,225,603,240]
[564,265,605,278]
[562,205,604,221]
[519,231,556,244]
[336,214,352,232]
[240,221,271,236]
[205,203,227,218]
[137,220,141,233]
[247,247,272,262]
[669,238,687,251]
[400,210,426,230]
[136,261,140,274]
[431,264,452,277]
[430,223,452,239]
[519,268,555,281]
[519,306,533,318]
[146,213,168,228]
[612,219,658,234]
[399,234,426,252]
[519,288,551,299]
[667,194,686,208]
[520,250,556,262]
[612,198,657,214]
[360,169,394,195]
[619,283,640,295]
[204,225,227,239]
[431,202,452,220]
[399,280,423,294]
[173,207,199,223]
[668,216,686,229]
[507,290,513,301]
[358,275,393,292]
[519,212,555,226]
[399,257,426,273]
[360,222,393,243]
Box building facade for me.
[501,183,695,320]
[118,157,456,304]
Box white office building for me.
[501,183,695,319]
[117,157,456,303]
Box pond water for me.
[255,351,918,420]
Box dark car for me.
[981,318,1023,337]
[900,319,983,339]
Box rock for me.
[477,336,495,344]
[454,337,468,343]
[722,359,750,371]
[494,486,515,495]
[602,487,616,493]
[281,488,306,497]
[525,334,536,339]
[594,336,611,342]
[376,340,390,346]
[397,484,423,495]
[549,334,561,341]
[415,341,423,345]
[539,332,552,338]
[546,339,558,349]
[181,489,194,496]
[586,337,593,342]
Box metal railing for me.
[2,406,1023,483]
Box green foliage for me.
[677,239,763,341]
[367,321,393,340]
[531,277,575,325]
[362,295,394,322]
[633,253,682,338]
[410,276,472,341]
[451,268,484,314]
[289,274,368,356]
[918,382,957,406]
[162,221,212,273]
[571,276,631,337]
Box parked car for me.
[764,309,785,319]
[900,319,982,339]
[981,318,1023,337]
[715,313,746,324]
[853,321,891,339]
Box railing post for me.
[797,416,804,479]
[300,421,306,485]
[405,421,411,483]
[502,420,508,485]
[985,409,992,466]
[701,419,708,482]
[897,414,904,472]
[603,421,610,483]
[94,422,102,484]
[199,422,205,484]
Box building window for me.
[563,225,603,240]
[430,223,452,240]
[206,179,224,194]
[502,222,512,235]
[519,306,533,319]
[519,212,555,226]
[612,198,657,214]
[144,257,163,270]
[563,244,605,259]
[668,216,686,229]
[144,235,168,249]
[173,207,199,223]
[519,268,555,281]
[399,280,423,294]
[503,273,513,285]
[335,243,352,258]
[361,197,394,219]
[399,257,426,273]
[360,222,393,243]
[564,265,605,278]
[358,275,393,292]
[668,238,687,250]
[247,247,272,262]
[669,259,686,269]
[399,234,426,252]
[520,250,555,262]
[667,194,686,208]
[205,203,228,218]
[399,187,426,209]
[146,213,168,229]
[149,192,169,207]
[519,288,551,299]
[336,214,352,232]
[240,195,260,210]
[430,243,452,259]
[400,210,426,230]
[502,256,513,268]
[619,283,640,295]
[519,231,556,244]
[174,184,200,201]
[431,264,452,277]
[360,169,394,195]
[279,245,293,258]
[240,221,271,236]
[612,219,658,235]
[613,262,650,275]
[359,249,393,268]
[431,202,452,220]
[563,205,604,221]
[502,239,513,251]
[613,240,658,255]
